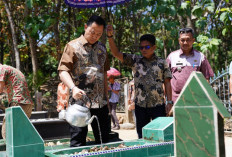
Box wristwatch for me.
[166,101,173,105]
[230,93,232,97]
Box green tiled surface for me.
[6,106,44,157]
[175,76,212,107]
[175,108,216,156]
[195,72,230,118]
[175,72,230,118]
[174,72,229,156]
[45,141,174,157]
[142,117,173,142]
[147,144,174,157]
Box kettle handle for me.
[69,95,92,108]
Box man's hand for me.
[128,104,135,111]
[107,25,114,37]
[230,96,232,104]
[166,103,173,116]
[57,105,63,112]
[128,100,135,111]
[72,86,86,100]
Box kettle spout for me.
[86,115,96,125]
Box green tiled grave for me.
[5,106,44,157]
[143,117,173,142]
[174,72,230,157]
[45,140,174,157]
[45,118,175,157]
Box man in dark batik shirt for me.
[107,25,173,138]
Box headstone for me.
[6,106,44,157]
[143,117,173,142]
[174,72,230,157]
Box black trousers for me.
[69,105,110,147]
[135,104,166,139]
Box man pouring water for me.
[58,15,110,147]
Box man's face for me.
[179,33,195,52]
[139,40,156,59]
[84,22,104,44]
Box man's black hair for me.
[86,15,106,29]
[140,34,156,46]
[179,28,194,37]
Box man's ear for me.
[84,24,87,30]
[152,45,156,51]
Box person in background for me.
[166,28,214,103]
[107,25,173,138]
[108,75,120,130]
[229,61,232,103]
[58,15,110,147]
[0,64,33,139]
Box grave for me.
[174,71,230,157]
[1,106,174,157]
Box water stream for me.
[93,115,102,145]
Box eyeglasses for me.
[139,45,151,50]
[179,28,194,34]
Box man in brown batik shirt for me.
[58,15,110,147]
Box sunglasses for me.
[179,28,194,34]
[139,45,151,50]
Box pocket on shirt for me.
[172,73,187,93]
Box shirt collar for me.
[143,53,158,61]
[78,35,98,47]
[179,49,194,56]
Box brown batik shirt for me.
[123,53,172,108]
[58,35,110,108]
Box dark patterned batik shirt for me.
[123,53,172,108]
[58,35,110,108]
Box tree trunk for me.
[0,14,4,64]
[132,4,139,52]
[24,0,38,87]
[53,0,62,61]
[163,39,167,58]
[29,37,38,83]
[101,7,106,45]
[177,0,184,28]
[67,7,71,42]
[3,0,20,70]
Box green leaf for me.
[222,28,227,36]
[210,38,220,45]
[220,12,228,22]
[77,26,84,34]
[200,45,208,53]
[26,0,33,9]
[51,72,57,78]
[192,5,203,17]
[169,5,177,16]
[181,2,188,9]
[220,8,229,12]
